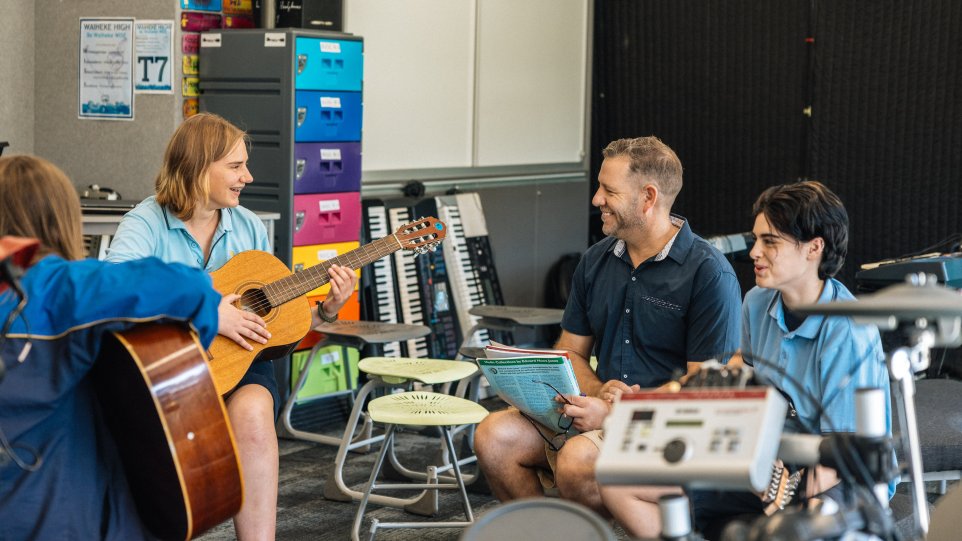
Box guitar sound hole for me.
[239,289,270,317]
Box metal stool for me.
[325,356,479,514]
[352,391,489,541]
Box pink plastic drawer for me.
[292,192,361,246]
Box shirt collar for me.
[611,214,691,264]
[767,278,838,339]
[163,206,234,233]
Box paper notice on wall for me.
[79,18,135,120]
[134,20,174,93]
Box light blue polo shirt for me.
[742,278,890,435]
[105,195,270,272]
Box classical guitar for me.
[92,323,243,541]
[207,216,446,395]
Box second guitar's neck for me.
[262,235,401,307]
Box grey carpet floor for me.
[194,418,953,541]
[196,427,504,541]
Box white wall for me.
[0,0,35,155]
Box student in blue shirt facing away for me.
[106,113,358,541]
[600,181,891,539]
[0,155,222,540]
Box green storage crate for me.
[290,345,359,403]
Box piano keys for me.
[435,193,505,347]
[360,199,403,357]
[360,193,507,357]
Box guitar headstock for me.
[394,217,447,254]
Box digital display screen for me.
[632,410,654,421]
[665,419,703,428]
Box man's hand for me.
[598,379,641,402]
[217,293,270,351]
[558,394,611,432]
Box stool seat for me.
[312,321,432,344]
[467,305,564,326]
[359,357,477,385]
[368,392,489,426]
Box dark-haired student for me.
[0,155,222,539]
[599,180,892,539]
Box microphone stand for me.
[888,325,937,539]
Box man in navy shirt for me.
[474,136,741,515]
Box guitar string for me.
[240,228,440,314]
[251,218,442,311]
[244,235,401,313]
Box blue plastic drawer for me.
[181,0,222,11]
[294,91,362,142]
[295,37,363,91]
[294,142,361,194]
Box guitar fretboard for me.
[262,235,402,307]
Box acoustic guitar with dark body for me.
[206,216,446,395]
[93,323,243,541]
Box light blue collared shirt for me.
[105,195,270,271]
[742,277,894,496]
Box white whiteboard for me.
[475,0,588,166]
[344,0,589,175]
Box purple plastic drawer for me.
[293,142,361,194]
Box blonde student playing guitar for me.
[107,113,358,541]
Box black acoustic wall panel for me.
[809,1,962,287]
[592,1,809,290]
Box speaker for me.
[276,0,343,31]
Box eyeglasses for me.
[533,380,574,432]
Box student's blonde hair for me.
[155,112,247,221]
[0,155,84,261]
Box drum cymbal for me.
[795,280,962,320]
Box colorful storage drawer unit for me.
[181,0,221,11]
[294,37,363,92]
[292,191,361,246]
[291,241,361,297]
[290,345,359,403]
[294,142,361,194]
[294,90,362,142]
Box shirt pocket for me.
[637,295,686,354]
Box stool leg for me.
[326,379,386,502]
[352,424,397,541]
[442,425,475,522]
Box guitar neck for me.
[263,235,402,307]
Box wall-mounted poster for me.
[134,20,174,93]
[79,18,135,120]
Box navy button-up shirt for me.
[562,216,741,388]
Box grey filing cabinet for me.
[199,28,364,412]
